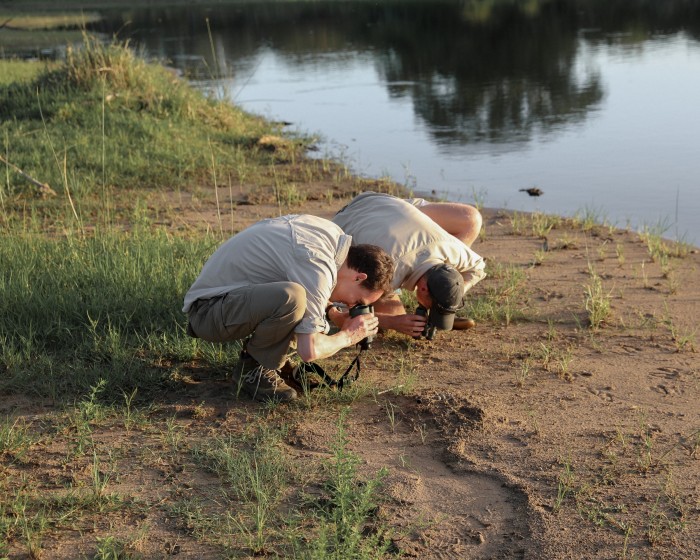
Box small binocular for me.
[414,305,437,340]
[349,304,374,350]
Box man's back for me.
[332,192,485,292]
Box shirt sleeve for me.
[460,246,487,292]
[288,256,336,334]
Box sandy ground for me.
[3,181,698,559]
[165,184,700,559]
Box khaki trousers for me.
[187,282,306,371]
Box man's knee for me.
[271,282,306,322]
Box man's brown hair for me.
[347,244,394,295]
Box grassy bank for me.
[0,34,280,200]
[0,34,398,395]
[1,35,292,398]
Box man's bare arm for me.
[296,313,378,362]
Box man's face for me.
[415,275,433,309]
[332,280,384,308]
[331,265,384,308]
[416,290,432,309]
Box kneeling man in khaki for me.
[183,214,394,402]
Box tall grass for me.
[0,34,279,198]
[0,36,305,398]
[304,409,392,559]
[0,228,236,398]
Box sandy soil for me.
[162,182,700,559]
[3,179,698,559]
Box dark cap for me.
[425,264,465,330]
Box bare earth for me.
[4,180,699,559]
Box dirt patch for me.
[2,184,699,559]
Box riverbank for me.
[1,45,698,559]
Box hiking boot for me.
[279,360,322,393]
[452,317,477,330]
[233,352,297,402]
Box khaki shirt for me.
[183,215,351,334]
[333,192,485,292]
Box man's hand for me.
[343,311,379,346]
[379,312,427,337]
[297,311,379,363]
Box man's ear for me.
[355,272,368,282]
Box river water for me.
[22,1,700,243]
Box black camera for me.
[349,304,374,350]
[415,305,437,340]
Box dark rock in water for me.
[520,187,543,196]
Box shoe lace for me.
[243,365,281,389]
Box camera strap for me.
[297,346,366,391]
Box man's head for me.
[416,264,465,330]
[331,244,394,306]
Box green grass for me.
[0,36,335,399]
[0,60,58,86]
[584,272,612,329]
[297,409,392,558]
[0,227,239,399]
[184,409,392,557]
[0,34,286,200]
[0,12,101,30]
[463,261,530,326]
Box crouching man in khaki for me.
[183,214,394,402]
[331,192,486,338]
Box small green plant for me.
[467,261,530,326]
[639,260,651,289]
[94,535,135,560]
[66,379,114,456]
[391,350,418,393]
[89,450,120,511]
[531,212,559,238]
[122,388,140,432]
[662,306,697,352]
[537,342,553,371]
[636,415,654,473]
[670,324,696,352]
[0,416,33,456]
[510,211,527,235]
[584,273,612,329]
[514,358,531,387]
[554,232,577,250]
[304,409,392,558]
[385,401,398,432]
[621,523,634,559]
[557,348,574,381]
[596,240,608,261]
[162,416,183,453]
[415,422,428,445]
[191,424,293,554]
[532,248,547,266]
[574,205,607,233]
[553,457,575,513]
[615,243,625,266]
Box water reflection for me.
[5,0,700,240]
[88,0,699,151]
